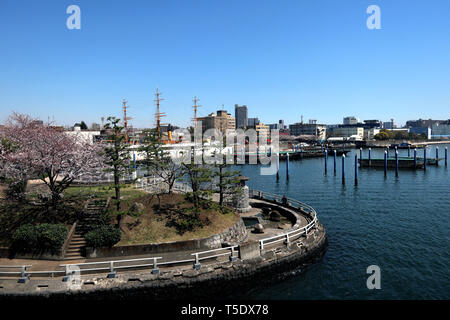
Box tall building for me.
[197,109,235,136]
[235,104,248,129]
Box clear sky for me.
[1,0,450,128]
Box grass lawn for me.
[65,184,239,245]
[0,182,239,248]
[116,193,239,245]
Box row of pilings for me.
[273,145,448,185]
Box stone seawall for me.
[0,222,327,300]
[86,218,248,259]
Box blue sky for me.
[1,0,450,128]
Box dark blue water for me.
[237,145,450,299]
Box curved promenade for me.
[0,190,328,300]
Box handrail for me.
[191,246,238,268]
[249,189,318,250]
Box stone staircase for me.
[63,198,109,260]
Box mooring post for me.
[384,150,387,176]
[360,148,363,163]
[354,154,358,186]
[342,154,345,184]
[276,152,279,181]
[286,152,290,180]
[395,150,399,177]
[414,148,417,168]
[324,149,328,175]
[436,146,439,165]
[424,147,427,171]
[408,145,411,158]
[368,148,371,167]
[445,147,448,167]
[333,150,337,175]
[386,147,389,159]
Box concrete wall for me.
[86,218,248,259]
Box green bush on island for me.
[12,223,68,254]
[85,225,121,248]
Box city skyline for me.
[1,0,450,128]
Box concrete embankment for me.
[0,222,327,300]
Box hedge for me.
[12,224,68,254]
[85,225,121,248]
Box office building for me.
[197,109,235,136]
[235,104,248,129]
[289,121,327,140]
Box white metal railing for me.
[59,257,163,277]
[0,189,318,280]
[249,189,318,251]
[191,246,239,269]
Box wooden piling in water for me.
[445,147,448,167]
[424,147,427,171]
[324,150,328,175]
[334,150,337,175]
[395,150,399,177]
[414,148,417,168]
[342,154,345,184]
[276,152,279,181]
[436,147,439,166]
[286,152,290,181]
[354,154,358,186]
[384,151,387,176]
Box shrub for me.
[85,225,121,248]
[7,180,27,201]
[12,224,68,254]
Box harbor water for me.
[234,145,450,299]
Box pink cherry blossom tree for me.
[0,112,104,210]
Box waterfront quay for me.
[0,190,327,299]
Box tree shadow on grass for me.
[153,200,210,235]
